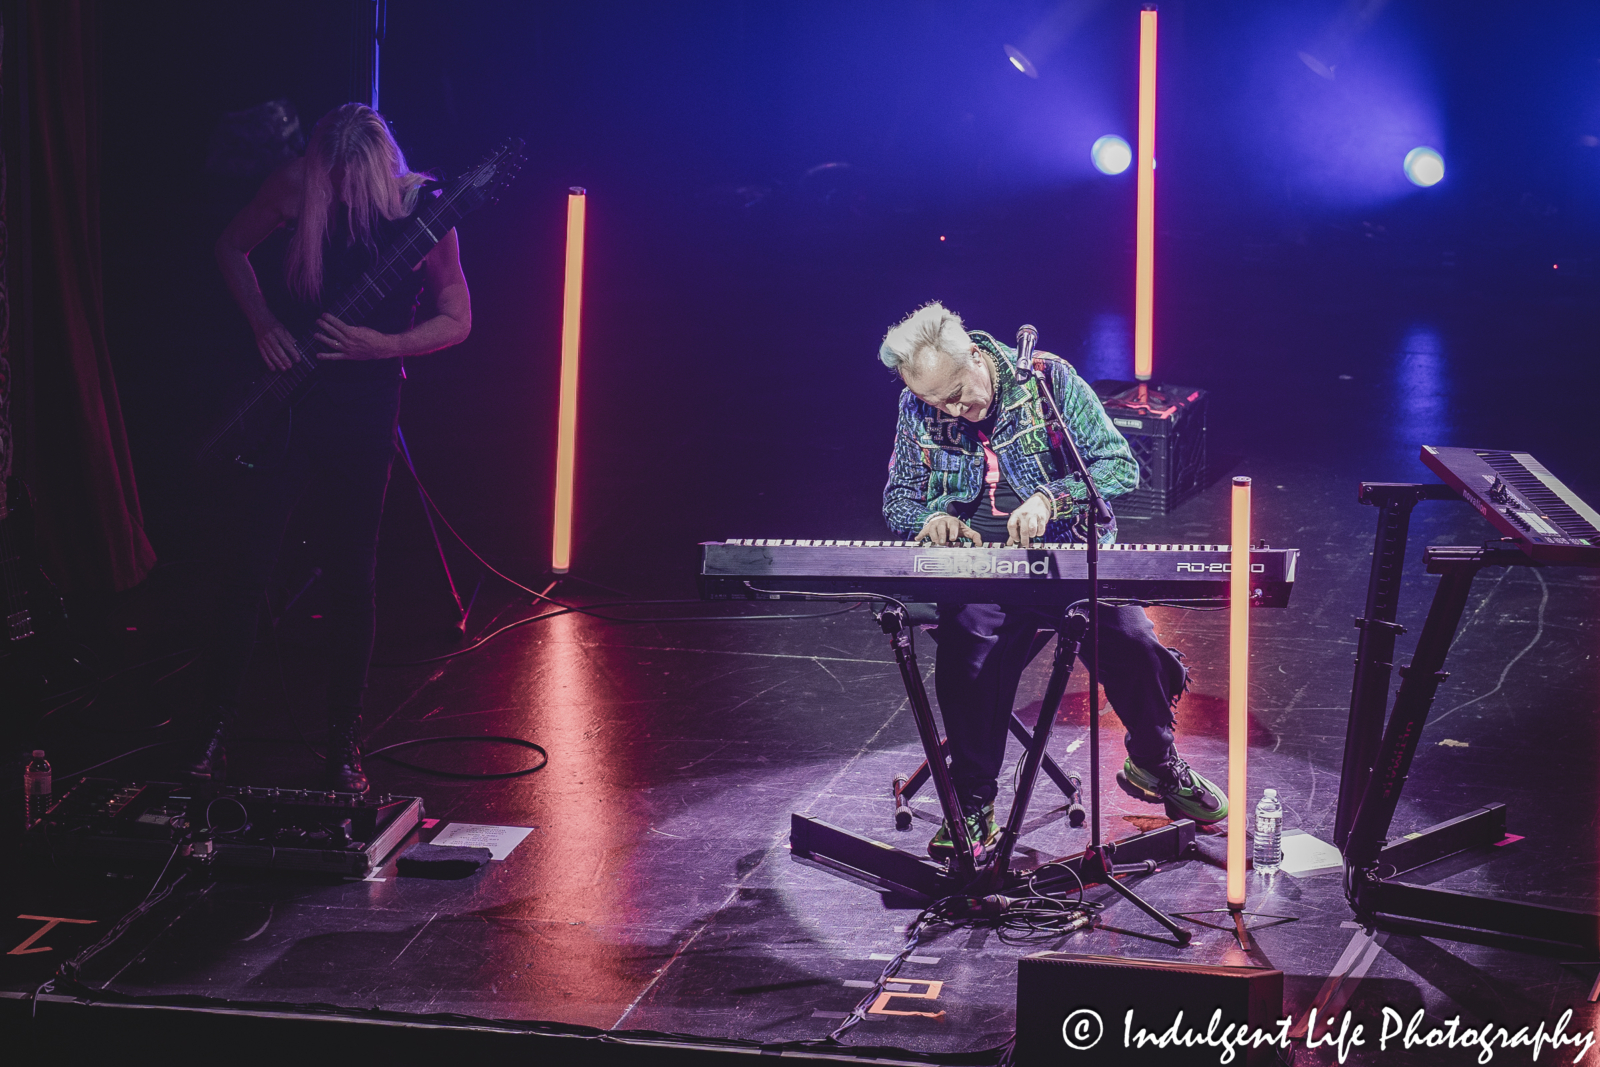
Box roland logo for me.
[914,554,1051,576]
[1175,562,1266,573]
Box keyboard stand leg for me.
[1341,544,1597,955]
[988,612,1089,880]
[791,606,990,901]
[892,625,1081,827]
[1336,482,1458,850]
[1344,550,1485,876]
[898,733,1079,804]
[881,605,978,881]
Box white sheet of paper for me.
[1279,831,1344,876]
[429,822,534,861]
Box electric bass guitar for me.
[198,136,525,470]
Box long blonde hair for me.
[285,103,427,301]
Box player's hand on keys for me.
[1006,493,1053,547]
[915,514,983,546]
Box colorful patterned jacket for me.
[882,331,1138,544]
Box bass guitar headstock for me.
[468,136,526,206]
[427,137,526,224]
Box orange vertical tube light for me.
[552,187,587,575]
[1133,5,1158,382]
[1227,476,1252,909]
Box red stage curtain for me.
[26,0,155,593]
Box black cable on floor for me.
[53,734,549,786]
[374,598,865,667]
[57,741,183,781]
[35,590,548,782]
[993,861,1103,945]
[41,842,192,1004]
[264,615,543,781]
[826,900,953,1044]
[368,735,548,779]
[36,647,200,719]
[397,462,869,625]
[824,852,1113,1044]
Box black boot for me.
[184,706,236,782]
[327,713,369,794]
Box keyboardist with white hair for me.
[879,301,1228,858]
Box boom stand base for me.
[1172,904,1299,951]
[789,812,1198,912]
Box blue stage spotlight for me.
[1403,146,1444,187]
[1091,134,1132,175]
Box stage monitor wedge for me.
[1016,952,1284,1066]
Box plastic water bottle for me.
[1253,788,1283,874]
[24,750,52,830]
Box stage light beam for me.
[552,187,587,575]
[1228,476,1251,910]
[1134,5,1157,382]
[1403,146,1444,187]
[1091,135,1132,175]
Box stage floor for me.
[7,461,1599,1064]
[7,258,1600,1063]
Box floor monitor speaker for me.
[1016,951,1284,1066]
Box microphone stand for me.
[1017,330,1192,945]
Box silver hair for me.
[878,301,973,375]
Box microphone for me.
[1014,324,1038,381]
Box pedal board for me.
[26,779,424,878]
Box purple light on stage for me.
[987,15,1121,187]
[1392,325,1451,447]
[1297,51,1336,80]
[1081,313,1131,383]
[1237,11,1443,206]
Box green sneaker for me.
[928,803,1000,860]
[1116,754,1229,824]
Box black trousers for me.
[933,602,1186,810]
[203,373,401,721]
